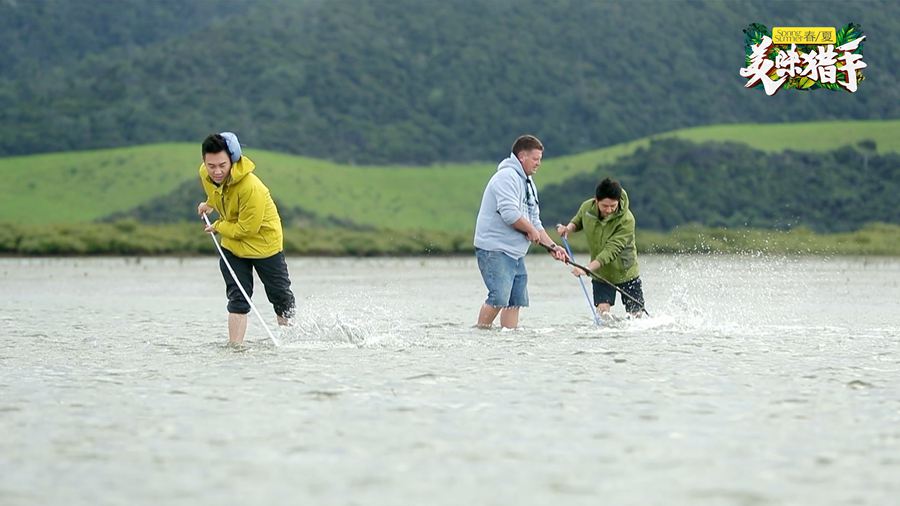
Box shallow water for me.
[1,255,899,505]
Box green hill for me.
[1,0,898,163]
[2,119,899,231]
[541,138,899,233]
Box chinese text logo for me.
[739,23,866,95]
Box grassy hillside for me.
[2,119,899,230]
[541,138,899,233]
[0,145,199,224]
[541,119,900,184]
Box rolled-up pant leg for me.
[220,248,254,314]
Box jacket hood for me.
[619,188,630,213]
[198,156,256,186]
[496,153,527,180]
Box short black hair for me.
[202,134,231,159]
[595,178,622,200]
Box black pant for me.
[592,276,645,314]
[219,249,295,318]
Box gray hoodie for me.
[473,153,543,259]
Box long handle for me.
[202,214,280,346]
[538,241,650,317]
[561,236,602,326]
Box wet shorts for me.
[475,248,529,308]
[592,276,645,314]
[219,249,296,318]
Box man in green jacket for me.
[556,178,646,318]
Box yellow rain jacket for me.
[198,156,284,258]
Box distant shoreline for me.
[1,222,897,257]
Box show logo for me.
[739,24,866,95]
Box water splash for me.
[652,252,808,336]
[277,297,402,349]
[564,312,683,339]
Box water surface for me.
[1,255,898,505]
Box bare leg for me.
[499,307,520,329]
[477,304,502,328]
[596,303,611,316]
[228,313,248,345]
[276,315,292,326]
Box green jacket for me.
[199,156,284,259]
[570,189,640,284]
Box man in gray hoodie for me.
[474,135,568,329]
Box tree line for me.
[539,139,898,233]
[1,0,898,163]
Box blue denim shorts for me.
[475,248,529,308]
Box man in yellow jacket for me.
[197,132,295,345]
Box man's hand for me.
[548,244,568,262]
[572,260,601,277]
[525,227,541,243]
[204,222,216,234]
[197,202,214,216]
[556,223,571,238]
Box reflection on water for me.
[1,255,899,505]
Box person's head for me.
[512,135,544,176]
[202,132,241,184]
[595,178,622,218]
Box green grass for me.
[661,120,899,154]
[2,119,899,230]
[0,144,199,224]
